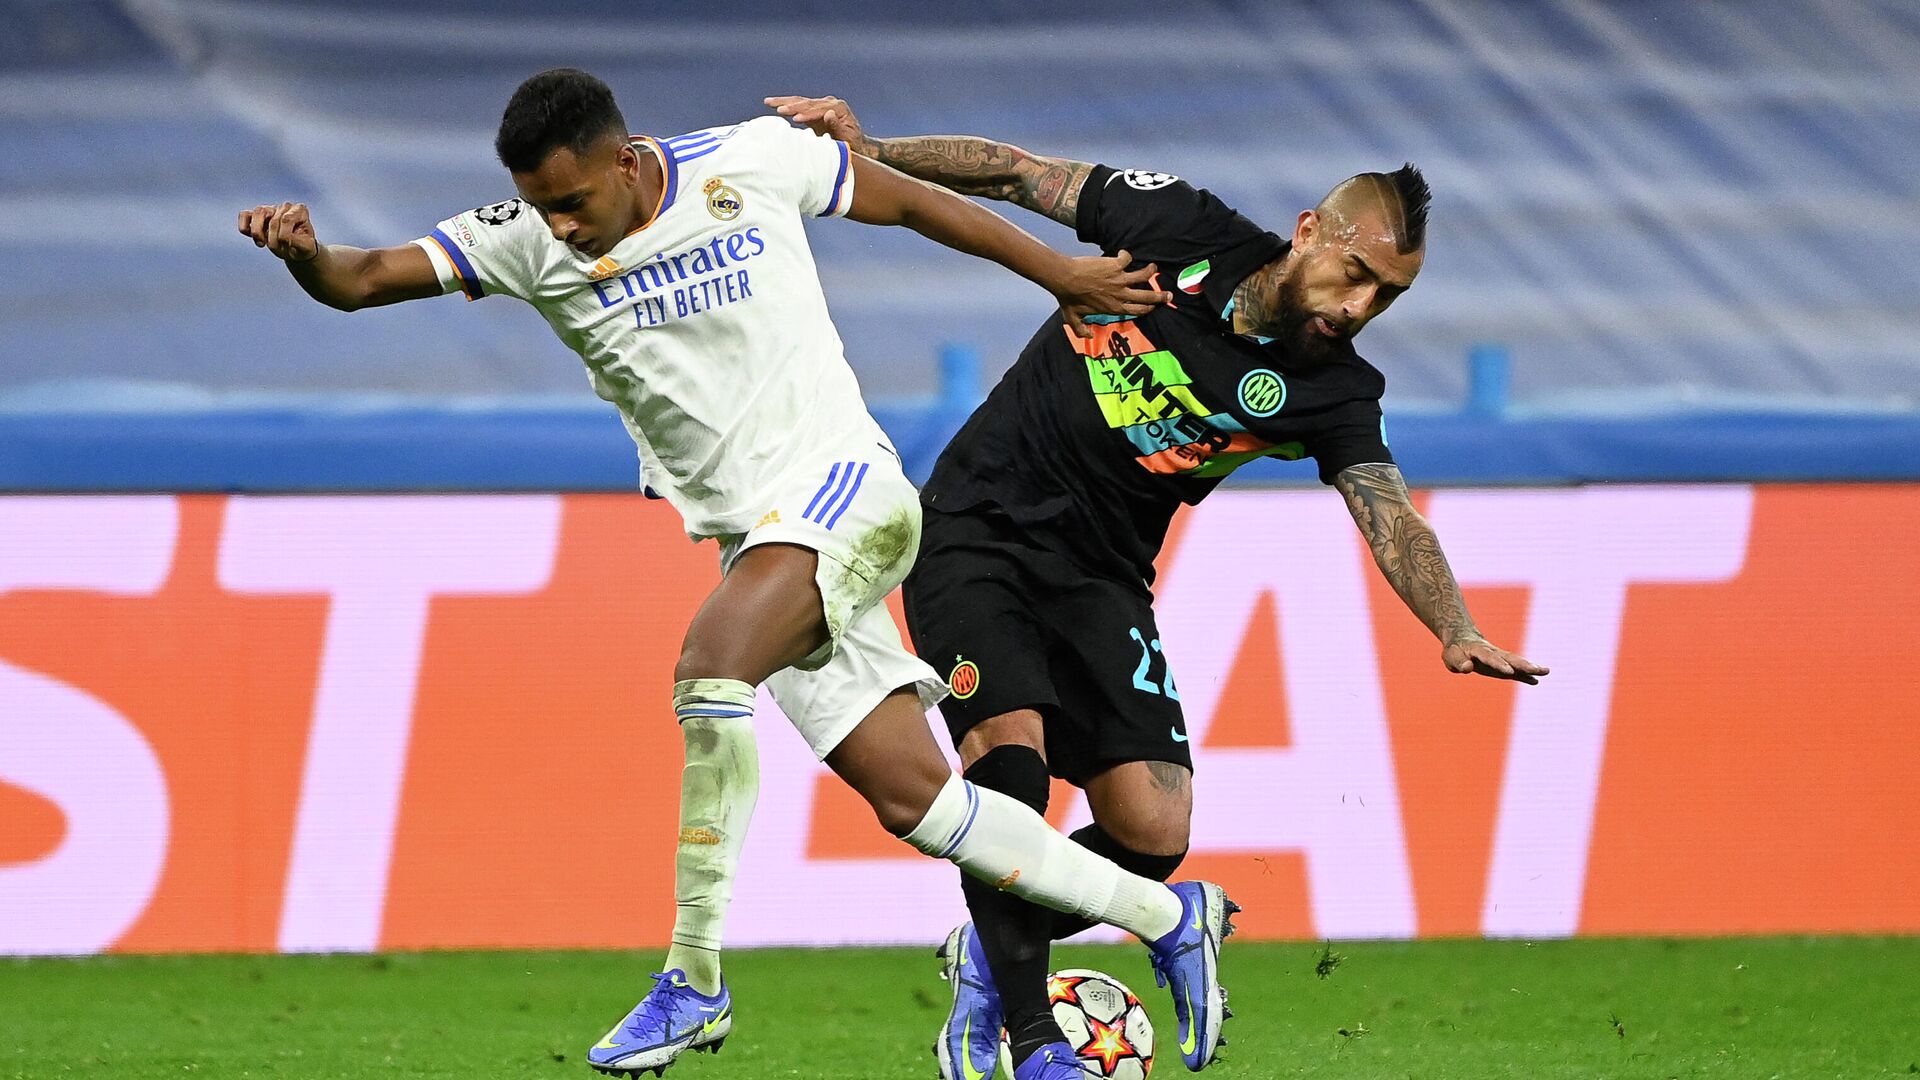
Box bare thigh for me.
[676,542,829,686]
[824,687,962,837]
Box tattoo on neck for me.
[1233,260,1285,336]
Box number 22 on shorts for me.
[1127,626,1180,700]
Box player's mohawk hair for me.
[495,68,629,174]
[1320,163,1431,254]
[1387,162,1430,252]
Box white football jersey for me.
[413,116,895,537]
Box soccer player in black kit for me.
[770,95,1549,1080]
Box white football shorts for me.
[714,453,947,758]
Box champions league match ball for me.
[998,969,1156,1078]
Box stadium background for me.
[2,0,1917,965]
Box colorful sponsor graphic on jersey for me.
[1071,321,1304,477]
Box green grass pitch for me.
[6,938,1917,1078]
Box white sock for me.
[663,678,759,995]
[903,773,1182,943]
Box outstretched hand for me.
[1052,250,1172,337]
[765,95,865,146]
[1443,638,1550,684]
[237,202,319,263]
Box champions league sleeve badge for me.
[1121,170,1180,191]
[472,199,523,226]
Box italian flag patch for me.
[1177,259,1210,294]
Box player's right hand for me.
[765,95,865,148]
[1052,249,1174,338]
[237,202,319,263]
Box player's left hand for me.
[1052,249,1173,338]
[1443,637,1549,684]
[765,95,865,147]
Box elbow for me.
[326,280,375,313]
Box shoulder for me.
[1078,165,1267,255]
[664,117,833,168]
[657,121,754,166]
[435,195,552,264]
[1344,351,1388,399]
[439,196,544,251]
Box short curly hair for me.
[494,68,628,173]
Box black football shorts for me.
[903,506,1193,786]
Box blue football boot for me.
[935,923,1005,1080]
[1011,1041,1090,1080]
[587,969,731,1077]
[1146,881,1240,1070]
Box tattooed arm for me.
[1333,463,1549,683]
[766,95,1093,227]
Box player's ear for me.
[615,142,641,184]
[1293,209,1319,249]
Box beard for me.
[1268,271,1341,360]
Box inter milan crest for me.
[704,177,743,221]
[472,199,523,226]
[948,658,981,699]
[1238,368,1287,417]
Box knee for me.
[874,795,928,839]
[1103,814,1190,859]
[675,634,742,685]
[872,764,951,838]
[957,710,1046,771]
[1095,792,1192,858]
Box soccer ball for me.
[998,968,1155,1078]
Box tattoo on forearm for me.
[865,135,1091,227]
[1146,760,1191,795]
[1334,464,1480,644]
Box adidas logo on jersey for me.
[587,256,623,281]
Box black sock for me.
[1049,823,1187,941]
[1006,1011,1070,1071]
[960,745,1063,1060]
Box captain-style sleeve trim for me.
[409,236,464,299]
[413,230,483,301]
[818,139,854,218]
[428,227,484,299]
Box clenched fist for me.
[237,202,319,263]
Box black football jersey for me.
[922,165,1394,583]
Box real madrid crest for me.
[704,177,743,221]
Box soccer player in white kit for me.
[238,69,1237,1080]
